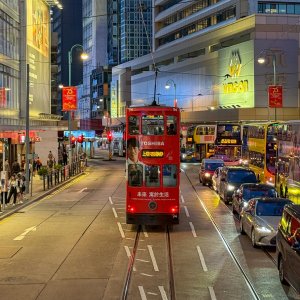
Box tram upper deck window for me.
[167,116,177,135]
[129,116,139,135]
[142,115,164,135]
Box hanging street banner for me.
[268,85,283,108]
[0,88,6,107]
[62,86,77,111]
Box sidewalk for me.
[0,169,84,221]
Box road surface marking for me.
[189,222,197,237]
[112,208,118,218]
[117,222,125,238]
[184,206,190,217]
[140,273,153,277]
[208,286,217,300]
[124,246,136,271]
[197,245,208,272]
[14,226,37,241]
[158,286,168,300]
[142,226,149,237]
[181,195,185,203]
[109,196,113,204]
[148,245,159,271]
[78,187,87,193]
[138,286,147,300]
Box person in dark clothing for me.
[7,174,17,206]
[11,160,21,175]
[63,151,68,166]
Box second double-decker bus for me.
[126,104,181,225]
[277,121,300,203]
[243,122,277,186]
[186,124,216,160]
[214,123,242,165]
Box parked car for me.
[276,204,300,292]
[240,197,292,248]
[219,166,257,204]
[199,159,224,186]
[212,167,223,193]
[232,183,278,218]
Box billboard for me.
[62,87,78,111]
[27,0,50,116]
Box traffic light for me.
[77,134,84,143]
[71,136,76,148]
[107,131,113,143]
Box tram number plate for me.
[141,149,164,158]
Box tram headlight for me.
[204,172,211,178]
[227,184,235,191]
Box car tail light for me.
[128,206,135,213]
[171,206,178,213]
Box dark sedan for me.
[232,183,278,218]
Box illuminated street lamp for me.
[165,79,177,107]
[68,44,88,165]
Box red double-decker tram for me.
[126,105,181,225]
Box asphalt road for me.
[0,157,299,300]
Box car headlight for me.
[227,184,235,191]
[242,201,248,208]
[204,172,211,178]
[182,154,186,159]
[256,226,272,233]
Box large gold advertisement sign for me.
[26,0,50,116]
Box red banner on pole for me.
[268,85,283,108]
[0,88,6,107]
[62,86,77,111]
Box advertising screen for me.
[27,0,50,117]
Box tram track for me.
[184,170,261,300]
[121,225,176,300]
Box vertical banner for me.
[62,86,78,111]
[0,88,6,107]
[268,85,283,108]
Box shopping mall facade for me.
[111,14,300,125]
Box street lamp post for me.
[258,50,278,121]
[67,44,88,166]
[165,79,177,107]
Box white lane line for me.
[208,286,217,300]
[197,245,208,272]
[14,226,37,241]
[140,273,153,277]
[136,259,150,262]
[147,292,158,296]
[112,207,118,218]
[109,196,113,204]
[138,286,147,300]
[117,222,125,238]
[158,286,168,300]
[147,245,159,271]
[181,194,185,203]
[78,187,87,193]
[189,222,197,237]
[184,206,190,217]
[124,246,136,271]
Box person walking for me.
[16,173,24,204]
[7,174,17,206]
[63,151,68,166]
[11,160,21,175]
[4,159,10,177]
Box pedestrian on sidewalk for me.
[7,174,17,206]
[11,160,20,175]
[4,159,10,177]
[16,173,24,204]
[63,151,68,166]
[1,176,8,206]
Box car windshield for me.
[243,188,277,201]
[227,171,257,183]
[256,201,289,217]
[204,163,223,171]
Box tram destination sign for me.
[141,149,164,158]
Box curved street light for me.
[68,44,88,166]
[165,79,177,107]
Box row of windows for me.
[128,115,177,136]
[128,164,177,187]
[158,7,235,46]
[258,2,300,14]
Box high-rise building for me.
[51,0,83,115]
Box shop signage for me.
[0,88,6,107]
[141,150,164,158]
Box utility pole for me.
[25,64,30,193]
